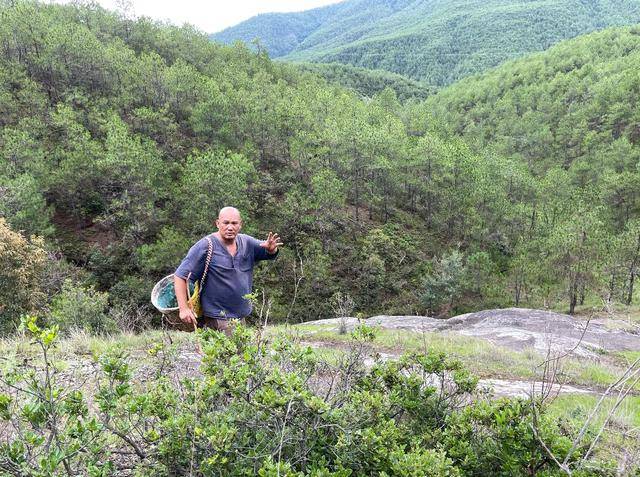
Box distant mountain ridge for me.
[212,4,343,58]
[211,0,640,86]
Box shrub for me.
[99,325,580,476]
[0,218,47,332]
[136,226,192,275]
[0,317,112,476]
[49,279,115,334]
[0,321,622,476]
[109,275,155,309]
[0,173,54,237]
[421,250,467,316]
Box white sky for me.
[51,0,344,34]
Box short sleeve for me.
[175,238,207,282]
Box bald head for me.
[218,206,241,221]
[216,207,242,244]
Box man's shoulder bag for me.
[188,235,214,319]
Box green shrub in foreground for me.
[0,320,628,476]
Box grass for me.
[617,350,640,364]
[571,303,640,325]
[0,328,197,375]
[547,394,640,461]
[1,310,637,393]
[275,323,640,391]
[549,394,640,429]
[58,328,194,358]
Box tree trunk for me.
[569,292,577,315]
[626,232,640,305]
[608,272,616,303]
[569,279,578,315]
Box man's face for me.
[216,211,242,241]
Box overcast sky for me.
[52,0,344,34]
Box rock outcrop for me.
[300,308,640,358]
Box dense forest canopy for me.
[423,25,640,313]
[294,62,435,101]
[211,0,640,86]
[0,0,639,334]
[211,3,342,58]
[425,26,640,175]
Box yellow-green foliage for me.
[0,218,47,330]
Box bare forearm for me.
[174,275,197,325]
[174,275,190,310]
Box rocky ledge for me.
[300,308,640,358]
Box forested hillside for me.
[424,26,640,313]
[211,2,342,58]
[296,62,435,100]
[211,0,640,86]
[1,1,639,336]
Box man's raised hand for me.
[260,232,283,254]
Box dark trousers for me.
[198,316,245,335]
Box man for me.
[174,207,282,333]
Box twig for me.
[562,357,640,468]
[104,422,147,460]
[276,399,293,476]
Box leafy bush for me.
[94,325,589,476]
[0,320,628,476]
[137,226,192,275]
[0,173,54,237]
[0,218,47,332]
[0,317,112,476]
[49,279,115,334]
[107,275,156,332]
[421,250,467,316]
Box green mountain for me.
[211,0,640,86]
[422,25,640,311]
[3,1,640,339]
[424,26,640,179]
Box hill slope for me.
[424,26,640,177]
[296,62,436,100]
[3,1,640,337]
[211,0,640,86]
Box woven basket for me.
[150,274,194,331]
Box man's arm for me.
[174,238,207,325]
[174,275,196,325]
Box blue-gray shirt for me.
[175,233,277,319]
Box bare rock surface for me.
[478,378,593,399]
[300,308,640,358]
